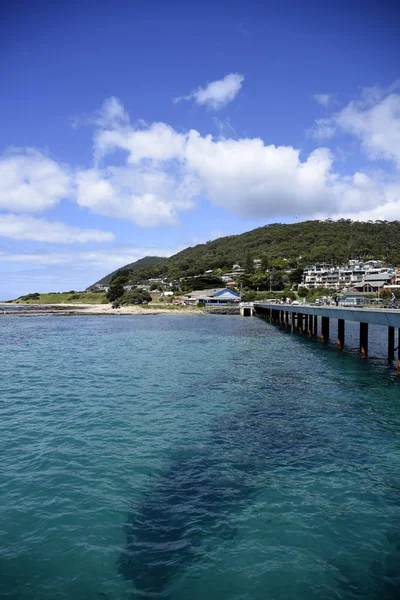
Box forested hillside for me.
[97,220,400,285]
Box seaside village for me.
[91,259,400,307]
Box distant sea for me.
[1,314,400,599]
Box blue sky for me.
[1,0,399,299]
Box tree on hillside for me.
[260,254,269,272]
[269,272,284,291]
[297,286,309,298]
[110,271,131,285]
[122,289,152,304]
[244,251,255,274]
[180,276,224,292]
[288,267,304,285]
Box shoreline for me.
[0,303,240,316]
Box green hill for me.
[96,220,400,285]
[90,256,166,287]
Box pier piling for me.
[388,327,395,360]
[313,315,318,336]
[253,303,400,373]
[398,329,400,373]
[360,322,368,357]
[338,319,345,350]
[321,316,330,342]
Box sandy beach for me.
[0,303,202,316]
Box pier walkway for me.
[253,303,400,370]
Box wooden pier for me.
[254,303,400,371]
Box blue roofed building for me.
[183,288,240,306]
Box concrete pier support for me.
[254,303,400,374]
[306,314,312,336]
[398,329,400,373]
[321,316,329,342]
[388,327,395,360]
[338,319,345,350]
[360,322,369,357]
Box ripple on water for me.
[0,315,400,599]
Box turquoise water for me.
[1,314,400,599]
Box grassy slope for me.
[13,292,108,304]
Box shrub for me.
[297,286,309,298]
[106,283,124,302]
[121,289,152,305]
[21,293,40,301]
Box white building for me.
[302,262,394,291]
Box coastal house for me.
[90,284,109,292]
[183,288,240,306]
[353,269,395,293]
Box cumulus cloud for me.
[310,83,400,169]
[75,165,199,227]
[336,92,400,168]
[4,88,400,235]
[0,149,71,212]
[0,214,115,243]
[83,105,400,223]
[174,73,244,110]
[94,121,186,162]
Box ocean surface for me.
[1,314,400,600]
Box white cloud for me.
[310,118,337,140]
[0,245,179,299]
[0,214,115,243]
[86,103,400,222]
[72,96,130,129]
[75,165,199,227]
[4,90,400,236]
[313,94,333,107]
[310,83,400,169]
[0,246,175,268]
[94,121,186,163]
[174,73,244,110]
[0,149,71,212]
[336,92,400,168]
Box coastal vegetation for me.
[13,291,108,304]
[96,220,400,288]
[11,220,400,305]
